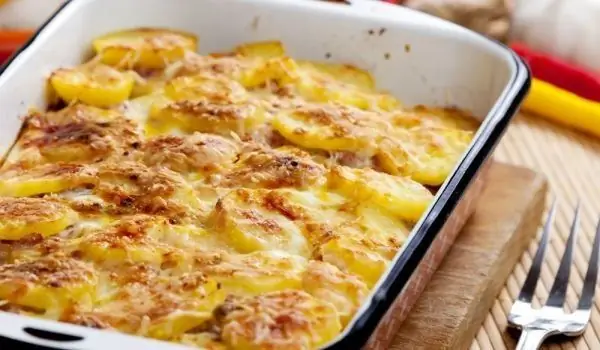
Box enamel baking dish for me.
[0,0,530,349]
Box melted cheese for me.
[219,291,341,350]
[0,197,78,240]
[0,254,97,316]
[206,188,311,258]
[0,31,479,349]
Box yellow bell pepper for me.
[522,78,600,138]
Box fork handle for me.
[515,328,551,350]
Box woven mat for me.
[470,113,600,350]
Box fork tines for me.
[511,200,600,331]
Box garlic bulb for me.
[512,0,600,73]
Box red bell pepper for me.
[510,42,600,103]
[0,30,34,64]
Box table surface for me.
[470,113,600,350]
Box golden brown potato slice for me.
[299,61,375,91]
[290,62,401,111]
[80,161,203,220]
[169,51,255,81]
[78,215,178,266]
[377,127,474,186]
[302,260,369,325]
[328,165,433,221]
[391,106,479,131]
[0,163,84,197]
[214,146,326,189]
[148,97,268,137]
[93,28,197,69]
[376,106,477,185]
[128,69,168,98]
[164,74,249,103]
[50,63,134,107]
[199,250,307,295]
[11,104,141,166]
[0,254,97,314]
[272,104,380,152]
[206,188,310,257]
[238,56,301,89]
[141,132,240,175]
[67,265,220,337]
[77,215,222,268]
[218,291,341,350]
[0,197,78,240]
[235,40,286,59]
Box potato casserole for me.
[0,28,478,349]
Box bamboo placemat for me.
[470,113,600,350]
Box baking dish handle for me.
[0,312,191,350]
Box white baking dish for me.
[0,0,530,349]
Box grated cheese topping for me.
[0,28,478,349]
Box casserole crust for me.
[0,28,478,349]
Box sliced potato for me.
[219,291,341,350]
[200,250,307,295]
[78,215,178,266]
[164,74,248,103]
[15,104,141,165]
[302,260,369,325]
[355,204,409,259]
[122,93,169,132]
[328,166,433,221]
[206,188,310,257]
[76,216,223,267]
[129,71,167,98]
[239,56,300,88]
[0,197,78,240]
[318,232,389,287]
[275,187,349,225]
[41,102,127,125]
[216,146,326,189]
[0,255,97,313]
[378,128,474,186]
[392,106,480,131]
[376,107,476,185]
[375,135,415,177]
[148,97,267,137]
[77,269,221,336]
[50,64,134,107]
[93,28,197,69]
[272,105,379,152]
[299,61,375,91]
[235,40,286,59]
[142,132,240,174]
[170,51,255,81]
[0,163,84,197]
[276,62,402,111]
[153,74,256,135]
[295,79,401,111]
[84,161,204,219]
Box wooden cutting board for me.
[389,162,548,350]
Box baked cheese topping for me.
[0,28,478,349]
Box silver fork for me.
[508,202,600,349]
